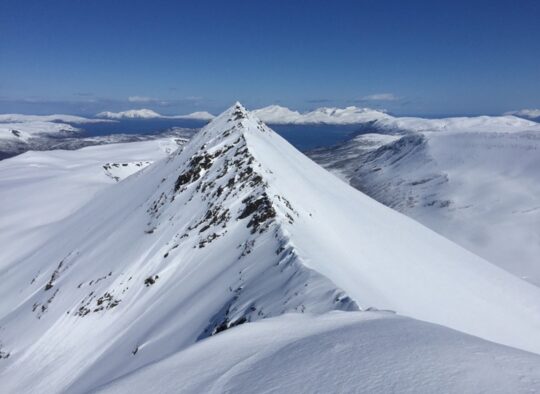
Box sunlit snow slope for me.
[1,104,540,393]
[100,312,540,394]
[0,138,182,274]
[310,127,540,286]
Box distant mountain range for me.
[95,109,215,120]
[253,104,540,128]
[505,108,540,121]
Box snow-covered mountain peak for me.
[3,103,540,392]
[0,104,361,391]
[96,108,162,119]
[189,102,265,141]
[253,104,389,124]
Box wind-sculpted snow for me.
[2,103,540,393]
[99,312,540,394]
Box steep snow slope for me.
[0,138,182,274]
[309,128,540,286]
[100,312,540,394]
[1,104,540,393]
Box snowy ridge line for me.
[147,103,359,338]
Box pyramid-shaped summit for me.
[2,103,540,392]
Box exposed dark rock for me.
[144,275,159,287]
[238,194,276,233]
[212,316,248,335]
[174,153,213,192]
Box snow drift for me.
[99,312,540,394]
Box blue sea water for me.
[76,119,364,151]
[77,118,208,137]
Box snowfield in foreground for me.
[1,103,539,393]
[99,312,540,394]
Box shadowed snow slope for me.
[99,312,540,394]
[1,103,540,393]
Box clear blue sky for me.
[1,0,539,116]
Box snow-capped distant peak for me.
[96,108,162,119]
[0,121,79,142]
[253,104,389,124]
[252,104,540,130]
[252,105,302,123]
[95,109,215,121]
[173,111,215,120]
[0,114,112,124]
[505,108,540,120]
